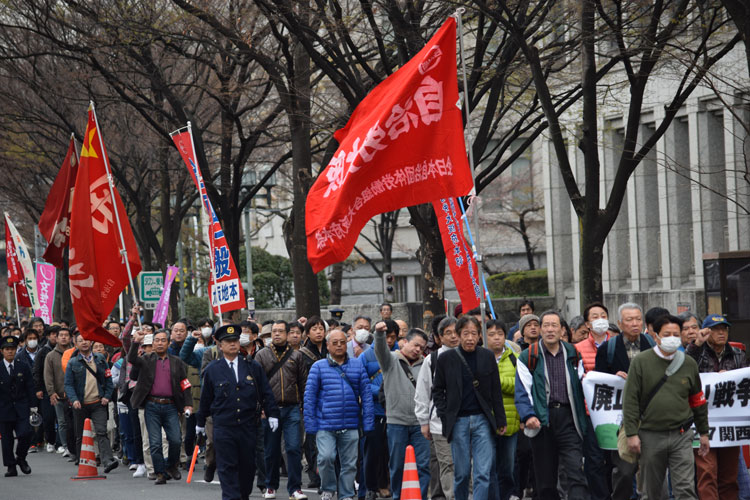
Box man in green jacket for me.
[485,320,519,500]
[514,311,588,500]
[623,314,710,500]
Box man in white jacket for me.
[415,316,459,500]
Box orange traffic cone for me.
[400,445,421,500]
[71,418,106,480]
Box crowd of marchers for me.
[1,300,749,500]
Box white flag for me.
[5,213,40,311]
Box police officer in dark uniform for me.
[0,335,37,476]
[197,325,279,500]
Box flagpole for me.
[454,8,489,344]
[13,286,20,326]
[186,121,223,327]
[89,101,142,329]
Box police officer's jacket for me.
[198,355,279,427]
[0,359,36,421]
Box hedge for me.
[487,269,548,297]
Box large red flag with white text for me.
[38,135,79,269]
[69,105,142,346]
[305,17,473,273]
[170,125,246,315]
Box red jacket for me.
[576,332,612,372]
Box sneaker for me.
[62,448,72,458]
[56,446,66,454]
[365,492,378,500]
[28,445,37,453]
[320,493,333,500]
[129,463,138,470]
[290,491,308,500]
[46,443,56,453]
[340,498,354,500]
[264,489,277,499]
[133,464,147,478]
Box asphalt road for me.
[0,445,311,500]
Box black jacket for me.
[432,346,507,441]
[127,342,193,411]
[594,333,654,374]
[0,360,36,421]
[32,343,54,393]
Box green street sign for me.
[139,271,163,303]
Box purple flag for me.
[152,265,179,327]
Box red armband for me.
[180,378,192,391]
[689,391,706,408]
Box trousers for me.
[215,424,256,500]
[0,418,32,467]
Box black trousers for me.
[529,406,588,500]
[364,415,389,491]
[34,392,57,446]
[215,423,256,500]
[304,431,320,484]
[0,418,32,468]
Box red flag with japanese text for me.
[38,135,79,268]
[5,224,31,307]
[432,198,480,311]
[69,105,142,346]
[170,126,246,314]
[305,17,473,273]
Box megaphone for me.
[30,408,42,428]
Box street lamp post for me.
[241,168,276,311]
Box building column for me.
[688,103,705,288]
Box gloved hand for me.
[268,417,279,432]
[195,426,206,436]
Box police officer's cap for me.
[0,336,18,349]
[215,324,241,342]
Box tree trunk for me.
[329,262,343,305]
[578,0,603,305]
[519,214,535,270]
[409,204,444,330]
[579,220,605,305]
[286,38,320,318]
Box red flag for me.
[433,198,480,311]
[38,135,79,268]
[69,105,142,346]
[5,224,31,307]
[305,17,473,273]
[170,127,246,314]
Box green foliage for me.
[487,269,548,298]
[185,295,210,325]
[318,272,330,306]
[239,246,329,309]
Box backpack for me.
[527,341,579,372]
[606,334,655,366]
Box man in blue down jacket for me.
[304,329,374,500]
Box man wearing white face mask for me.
[595,302,657,500]
[576,302,612,374]
[240,320,264,358]
[348,315,372,359]
[623,314,709,500]
[574,302,613,500]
